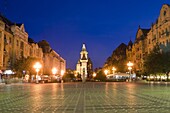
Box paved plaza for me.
[0,82,170,113]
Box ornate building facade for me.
[0,14,43,71]
[0,14,66,75]
[126,4,170,73]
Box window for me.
[20,41,24,49]
[164,11,166,16]
[166,28,169,36]
[159,32,161,38]
[4,35,7,44]
[129,46,131,49]
[153,35,156,40]
[17,40,19,46]
[9,37,12,44]
[30,48,32,55]
[162,30,164,35]
[0,31,2,38]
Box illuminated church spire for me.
[76,43,91,82]
[82,43,86,51]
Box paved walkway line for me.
[74,83,84,113]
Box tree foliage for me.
[104,43,127,72]
[13,57,42,77]
[144,44,170,75]
[95,70,106,81]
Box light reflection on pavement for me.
[0,82,170,113]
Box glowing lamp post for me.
[74,72,77,77]
[61,70,65,83]
[93,73,96,77]
[127,61,133,67]
[92,72,96,81]
[127,61,133,81]
[33,62,42,76]
[74,71,77,78]
[61,70,64,76]
[33,62,42,83]
[112,67,116,74]
[52,67,57,75]
[128,66,132,71]
[104,70,109,75]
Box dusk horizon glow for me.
[0,0,170,69]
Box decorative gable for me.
[20,24,25,32]
[158,4,170,23]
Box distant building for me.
[104,43,127,72]
[76,44,93,79]
[132,27,150,71]
[126,40,133,62]
[38,40,66,75]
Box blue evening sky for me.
[0,0,170,69]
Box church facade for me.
[76,44,93,79]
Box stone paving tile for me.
[0,82,170,113]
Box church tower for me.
[76,43,88,81]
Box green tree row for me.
[144,44,170,79]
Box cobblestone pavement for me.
[0,82,170,113]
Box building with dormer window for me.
[126,4,170,73]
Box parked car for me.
[40,75,51,83]
[51,75,62,83]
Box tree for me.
[95,70,106,81]
[13,57,42,77]
[144,44,170,80]
[62,73,75,82]
[104,43,127,72]
[162,52,170,81]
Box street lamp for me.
[104,70,109,75]
[93,73,96,77]
[128,66,132,71]
[127,61,133,67]
[112,67,116,74]
[33,62,42,83]
[61,70,65,83]
[92,72,96,81]
[61,70,64,76]
[52,67,58,82]
[74,73,77,77]
[74,71,78,82]
[74,71,77,77]
[127,61,133,81]
[52,67,57,75]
